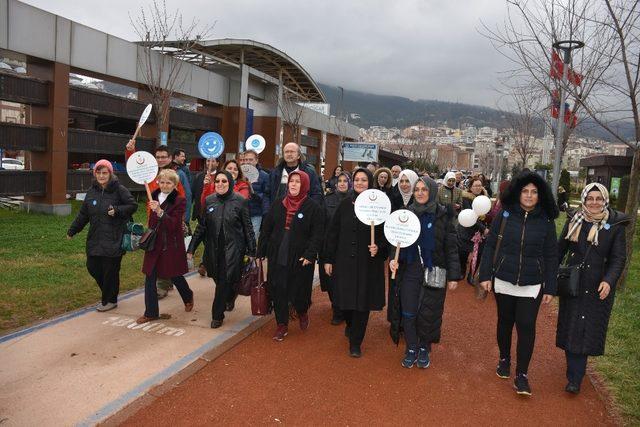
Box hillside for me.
[318,83,634,141]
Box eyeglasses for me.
[585,197,605,203]
[215,179,228,184]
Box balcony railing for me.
[0,123,48,151]
[0,170,47,196]
[0,72,49,105]
[68,129,154,155]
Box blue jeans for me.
[251,215,262,241]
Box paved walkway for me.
[120,283,618,426]
[0,272,272,426]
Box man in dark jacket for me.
[265,142,323,207]
[240,149,270,239]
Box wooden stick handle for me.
[391,242,401,279]
[144,181,152,201]
[132,124,141,142]
[370,221,375,246]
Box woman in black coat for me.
[258,171,324,341]
[319,171,352,325]
[324,168,388,358]
[188,171,256,328]
[478,172,559,396]
[67,159,137,312]
[389,177,462,369]
[556,183,629,394]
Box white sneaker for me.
[96,302,117,312]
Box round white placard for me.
[126,151,158,184]
[354,189,391,226]
[384,209,421,248]
[245,134,266,154]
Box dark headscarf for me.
[351,168,374,201]
[409,176,438,216]
[283,170,310,230]
[214,170,235,200]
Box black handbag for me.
[138,227,157,252]
[557,244,593,297]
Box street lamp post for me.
[551,39,583,199]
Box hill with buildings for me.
[318,83,634,141]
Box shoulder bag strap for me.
[492,214,508,269]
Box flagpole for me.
[551,40,583,199]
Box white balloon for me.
[472,195,492,216]
[458,209,478,228]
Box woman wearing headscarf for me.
[188,170,256,328]
[67,159,137,312]
[258,171,324,341]
[478,172,559,396]
[137,169,194,324]
[389,177,461,368]
[437,171,463,211]
[325,168,388,357]
[391,169,419,211]
[556,183,630,394]
[373,167,393,195]
[319,171,352,325]
[200,159,251,206]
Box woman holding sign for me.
[325,168,388,358]
[188,171,256,328]
[257,171,324,341]
[137,169,195,324]
[389,177,461,369]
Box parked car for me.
[1,158,25,170]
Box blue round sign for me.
[198,132,224,159]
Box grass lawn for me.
[556,216,640,425]
[0,200,202,333]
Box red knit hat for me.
[94,159,113,175]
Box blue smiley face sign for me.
[198,132,225,159]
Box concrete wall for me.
[1,0,230,105]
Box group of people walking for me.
[67,144,630,398]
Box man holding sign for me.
[388,177,461,369]
[324,168,388,358]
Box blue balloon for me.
[198,132,225,159]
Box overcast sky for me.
[22,0,511,108]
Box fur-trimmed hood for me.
[373,167,393,190]
[500,171,559,219]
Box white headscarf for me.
[398,169,419,206]
[444,172,457,188]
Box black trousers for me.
[566,351,588,386]
[86,255,123,305]
[212,275,231,321]
[494,291,543,375]
[144,268,193,318]
[271,265,311,325]
[400,261,431,351]
[319,264,341,314]
[343,310,370,347]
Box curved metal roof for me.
[169,38,326,102]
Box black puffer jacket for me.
[479,205,559,293]
[68,178,137,257]
[556,208,630,355]
[189,192,256,285]
[389,205,462,344]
